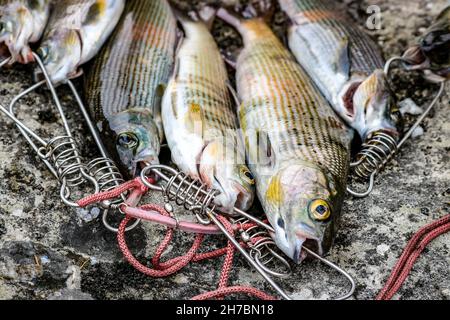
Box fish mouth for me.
[292,228,323,264]
[131,154,159,178]
[232,182,254,211]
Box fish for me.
[279,0,401,142]
[162,7,256,213]
[36,0,125,84]
[0,0,51,64]
[84,0,177,177]
[217,1,352,263]
[403,5,450,80]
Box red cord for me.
[377,214,450,300]
[77,178,449,301]
[117,207,276,300]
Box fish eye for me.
[37,46,49,60]
[117,132,139,149]
[309,199,331,221]
[240,166,255,185]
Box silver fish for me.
[37,0,125,84]
[162,9,256,213]
[0,0,50,63]
[279,0,401,142]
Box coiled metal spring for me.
[35,135,97,207]
[141,165,356,300]
[233,217,291,278]
[160,169,221,224]
[87,157,125,194]
[348,56,446,198]
[352,132,398,180]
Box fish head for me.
[420,7,450,70]
[36,29,82,84]
[0,5,33,62]
[352,70,402,141]
[199,140,256,213]
[109,109,161,177]
[265,163,343,264]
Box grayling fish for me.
[84,0,177,177]
[162,9,256,213]
[0,0,50,63]
[279,0,401,142]
[37,0,125,84]
[217,1,352,263]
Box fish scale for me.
[168,24,237,137]
[84,0,177,177]
[162,13,255,213]
[214,8,354,261]
[85,0,176,122]
[280,0,400,142]
[238,23,350,182]
[285,0,384,73]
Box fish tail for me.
[217,0,275,29]
[169,2,217,30]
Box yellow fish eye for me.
[240,166,255,185]
[309,199,331,221]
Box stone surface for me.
[0,0,449,300]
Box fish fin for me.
[222,49,240,69]
[217,7,243,30]
[217,0,274,29]
[333,37,351,77]
[169,2,217,29]
[226,81,241,107]
[184,103,205,136]
[153,84,166,142]
[198,5,218,30]
[68,68,84,80]
[242,0,275,22]
[265,174,284,205]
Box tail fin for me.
[217,0,275,29]
[169,1,217,30]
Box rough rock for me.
[0,0,448,300]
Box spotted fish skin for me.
[279,0,400,141]
[37,0,125,84]
[85,0,177,177]
[162,12,256,213]
[217,7,352,262]
[0,0,51,63]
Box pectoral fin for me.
[333,37,351,77]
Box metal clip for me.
[347,56,446,198]
[65,80,141,233]
[0,53,99,207]
[141,164,356,300]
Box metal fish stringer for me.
[140,164,356,301]
[347,56,446,198]
[66,80,141,233]
[0,53,99,207]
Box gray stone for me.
[0,0,449,300]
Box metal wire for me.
[66,80,141,233]
[348,57,446,198]
[141,164,356,300]
[0,53,99,207]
